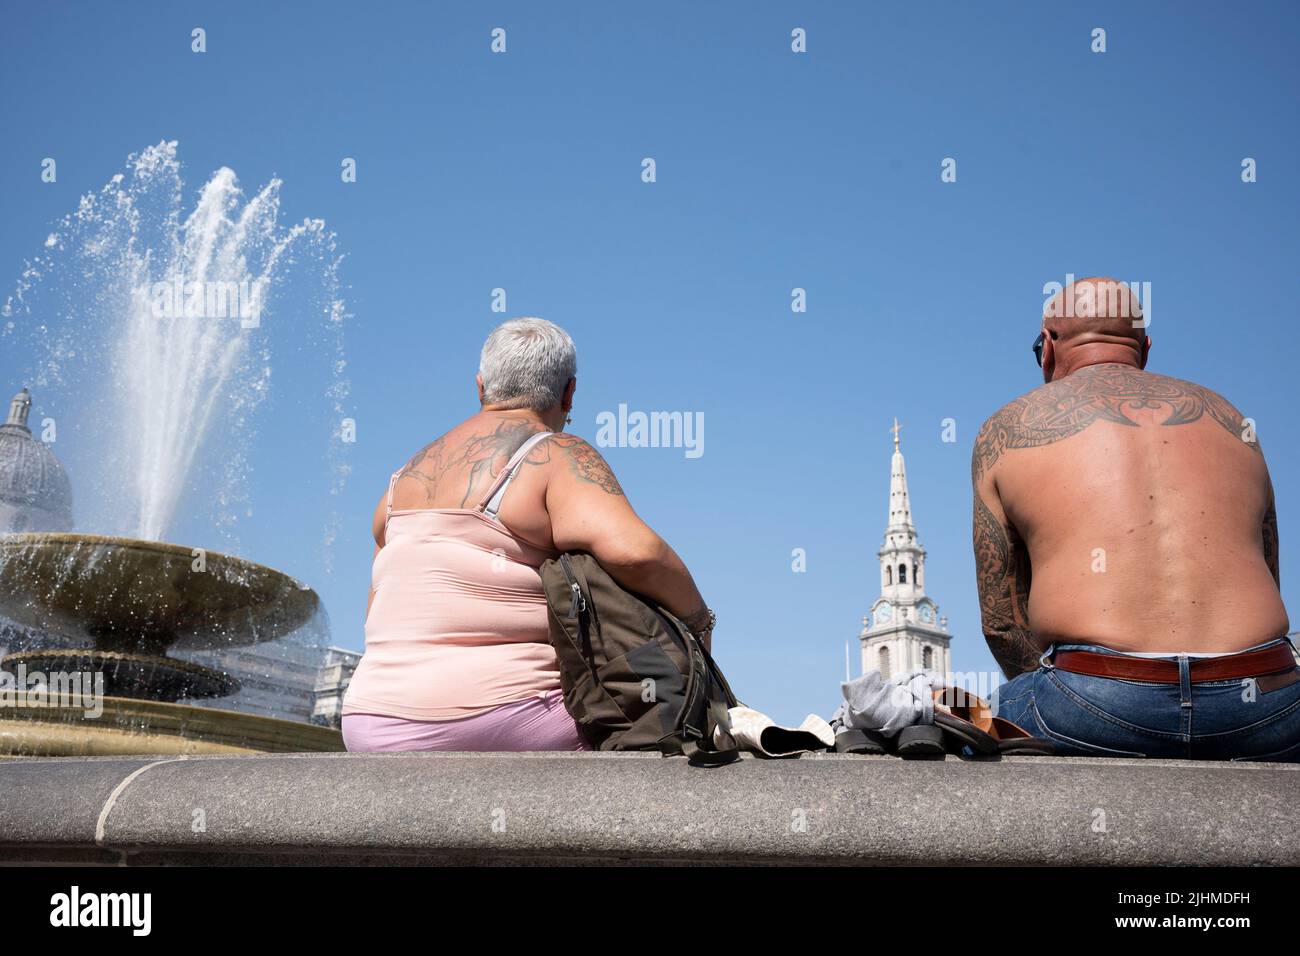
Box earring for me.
[564,414,572,425]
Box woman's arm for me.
[365,495,386,623]
[543,435,713,647]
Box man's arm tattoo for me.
[1263,502,1281,586]
[973,493,1038,677]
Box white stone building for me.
[0,388,72,534]
[311,646,362,728]
[858,422,952,679]
[0,387,73,657]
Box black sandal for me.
[988,716,1056,755]
[834,728,889,755]
[934,710,1000,755]
[933,687,1001,756]
[895,723,946,759]
[931,687,1055,756]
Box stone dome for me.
[0,388,73,532]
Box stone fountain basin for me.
[0,533,318,651]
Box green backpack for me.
[540,552,741,766]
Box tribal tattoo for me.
[971,365,1255,484]
[1263,502,1280,586]
[970,365,1264,675]
[973,494,1039,677]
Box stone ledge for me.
[1,752,1296,865]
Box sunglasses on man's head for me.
[1032,331,1045,367]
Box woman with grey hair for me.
[342,318,714,751]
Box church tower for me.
[857,420,952,679]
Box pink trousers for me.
[341,688,590,753]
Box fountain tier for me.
[0,532,318,706]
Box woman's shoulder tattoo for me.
[548,434,625,496]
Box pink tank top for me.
[342,432,561,721]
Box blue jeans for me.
[993,638,1300,762]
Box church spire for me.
[877,418,925,600]
[885,418,916,545]
[858,416,951,681]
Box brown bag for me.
[540,552,741,765]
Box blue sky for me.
[2,1,1297,725]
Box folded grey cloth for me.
[713,706,835,757]
[830,668,948,738]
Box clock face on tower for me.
[874,604,893,625]
[919,604,935,624]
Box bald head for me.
[1040,277,1150,380]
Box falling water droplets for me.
[1,140,350,553]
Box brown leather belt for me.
[1052,643,1297,684]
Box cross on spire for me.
[890,417,902,450]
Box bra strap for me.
[384,469,402,527]
[479,431,554,519]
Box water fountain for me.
[0,142,349,755]
[0,533,343,754]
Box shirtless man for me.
[974,277,1296,760]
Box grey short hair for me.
[478,317,577,411]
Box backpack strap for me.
[682,737,741,767]
[478,431,554,520]
[681,700,741,766]
[676,631,741,767]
